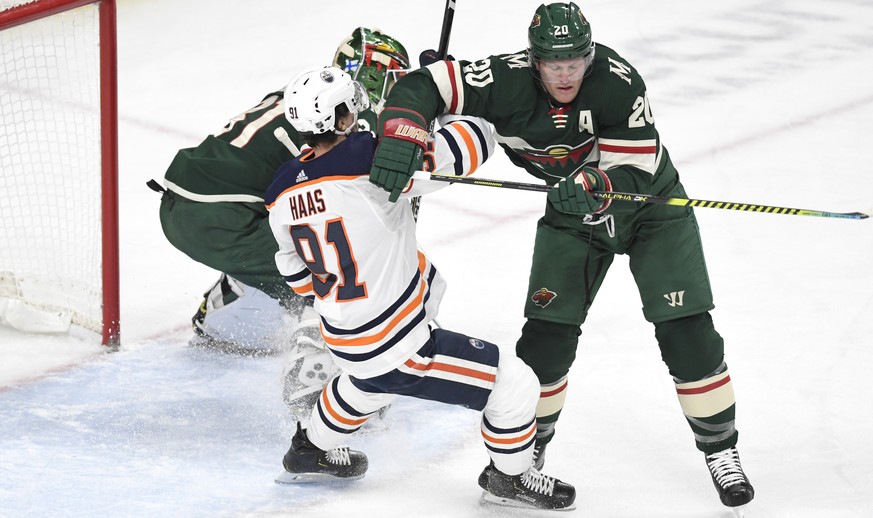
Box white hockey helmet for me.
[283,66,369,135]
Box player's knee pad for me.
[485,352,539,424]
[191,274,287,353]
[289,303,326,351]
[654,312,725,381]
[515,319,580,384]
[281,344,338,421]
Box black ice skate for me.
[275,422,368,484]
[478,462,575,511]
[705,446,755,507]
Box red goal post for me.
[0,0,119,346]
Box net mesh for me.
[1,2,104,333]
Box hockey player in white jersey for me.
[265,66,576,511]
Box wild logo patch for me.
[518,139,595,169]
[531,287,557,308]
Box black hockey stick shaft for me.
[412,0,457,221]
[422,173,870,220]
[437,0,456,58]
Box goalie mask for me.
[283,66,369,135]
[332,27,410,114]
[528,2,595,83]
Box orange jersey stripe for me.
[322,252,429,348]
[323,279,425,347]
[321,389,367,427]
[481,424,536,445]
[403,357,497,383]
[291,282,313,295]
[453,123,480,175]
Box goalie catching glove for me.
[548,165,613,215]
[370,110,429,202]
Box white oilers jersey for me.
[266,118,494,378]
[394,114,496,197]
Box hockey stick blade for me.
[420,172,870,220]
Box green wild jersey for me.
[383,44,680,210]
[162,90,379,201]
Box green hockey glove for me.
[548,166,613,215]
[370,117,428,202]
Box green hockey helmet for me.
[332,28,410,113]
[528,2,593,63]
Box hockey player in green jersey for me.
[368,2,754,511]
[158,27,407,347]
[156,28,409,416]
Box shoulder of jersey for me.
[467,51,539,104]
[589,43,644,89]
[265,131,376,206]
[488,50,535,77]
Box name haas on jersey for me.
[289,188,326,220]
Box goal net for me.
[0,0,119,345]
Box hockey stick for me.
[411,0,457,221]
[436,0,456,58]
[415,172,870,220]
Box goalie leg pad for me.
[190,274,285,352]
[282,344,338,420]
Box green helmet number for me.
[528,2,593,62]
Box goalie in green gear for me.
[332,27,410,119]
[156,27,408,420]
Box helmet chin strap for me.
[333,112,359,136]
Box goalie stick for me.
[413,171,870,220]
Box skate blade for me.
[730,504,749,518]
[479,491,577,512]
[274,470,364,484]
